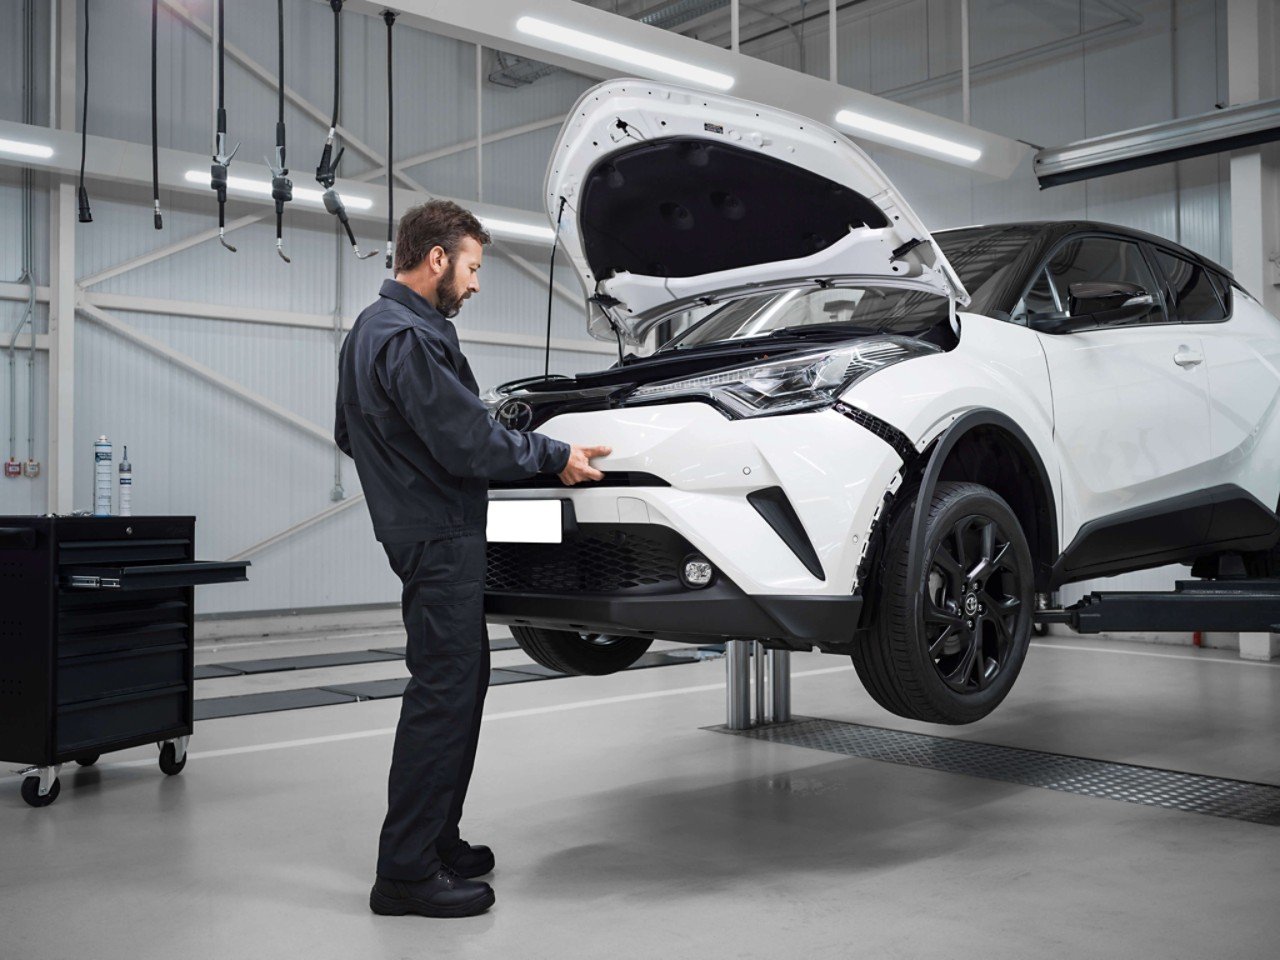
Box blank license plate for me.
[487,500,563,543]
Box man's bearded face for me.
[437,258,468,318]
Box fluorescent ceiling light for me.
[480,217,556,243]
[184,170,374,210]
[516,16,733,91]
[0,137,54,159]
[835,110,981,163]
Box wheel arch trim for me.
[906,409,1060,595]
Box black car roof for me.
[936,220,1234,281]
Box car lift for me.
[723,578,1280,729]
[1037,578,1280,634]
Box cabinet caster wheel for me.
[159,742,186,776]
[76,755,100,767]
[21,776,60,807]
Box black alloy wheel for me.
[922,513,1026,695]
[853,481,1035,724]
[510,626,653,676]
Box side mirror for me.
[1031,281,1155,333]
[1067,281,1150,315]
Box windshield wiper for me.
[764,323,883,339]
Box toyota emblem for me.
[497,400,534,432]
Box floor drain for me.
[714,717,1280,825]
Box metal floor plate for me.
[716,718,1280,825]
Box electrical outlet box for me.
[4,458,21,478]
[23,459,40,479]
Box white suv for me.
[483,80,1280,724]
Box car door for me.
[1147,246,1280,517]
[1025,234,1214,555]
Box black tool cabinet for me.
[0,515,248,806]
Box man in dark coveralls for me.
[335,200,611,919]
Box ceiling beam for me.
[344,0,1027,177]
[1035,96,1280,188]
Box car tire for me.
[853,481,1035,725]
[510,626,653,676]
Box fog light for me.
[681,556,714,589]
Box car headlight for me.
[624,337,939,417]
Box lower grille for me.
[486,524,691,594]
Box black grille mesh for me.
[486,525,690,594]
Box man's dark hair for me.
[394,200,491,273]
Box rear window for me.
[1150,248,1228,324]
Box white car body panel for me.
[510,404,904,596]
[1199,294,1280,509]
[1036,325,1213,540]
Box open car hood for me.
[544,79,970,345]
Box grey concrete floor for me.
[3,631,1280,960]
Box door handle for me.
[1173,346,1203,368]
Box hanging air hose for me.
[151,0,161,229]
[266,0,292,262]
[77,0,92,223]
[316,0,376,260]
[210,0,239,252]
[383,10,397,270]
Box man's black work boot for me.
[439,840,496,879]
[369,870,495,918]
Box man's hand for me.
[559,444,611,485]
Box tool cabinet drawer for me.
[56,685,188,754]
[58,643,187,705]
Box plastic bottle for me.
[93,436,112,517]
[118,445,132,517]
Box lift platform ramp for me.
[1039,579,1280,634]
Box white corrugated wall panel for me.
[837,7,875,91]
[869,0,929,94]
[0,347,49,518]
[969,0,1081,66]
[483,125,562,212]
[481,61,590,134]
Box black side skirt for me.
[1051,483,1280,588]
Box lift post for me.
[725,640,791,730]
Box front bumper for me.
[485,401,899,648]
[485,582,863,648]
[493,402,905,596]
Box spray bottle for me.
[118,445,132,516]
[93,436,112,516]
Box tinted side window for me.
[1045,236,1165,325]
[1009,268,1060,326]
[1212,273,1233,316]
[1151,249,1227,324]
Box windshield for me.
[655,224,1046,352]
[659,284,950,351]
